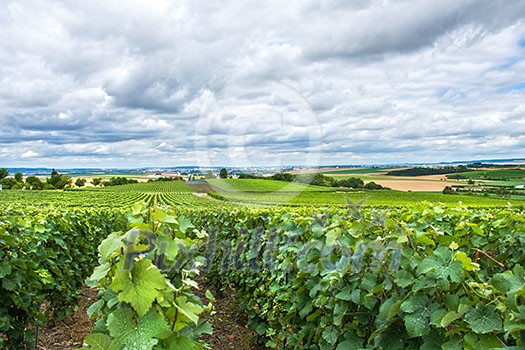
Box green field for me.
[2,178,525,349]
[317,168,391,175]
[206,178,334,192]
[449,168,525,181]
[216,188,524,207]
[203,178,524,207]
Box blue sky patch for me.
[519,38,525,48]
[511,82,525,90]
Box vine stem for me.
[171,303,179,332]
[382,264,399,295]
[470,248,504,267]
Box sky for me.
[1,0,525,168]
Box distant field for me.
[449,168,525,180]
[218,189,525,207]
[206,178,334,192]
[484,180,525,186]
[320,173,461,192]
[205,178,524,207]
[317,168,392,175]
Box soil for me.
[367,179,458,191]
[187,182,216,193]
[192,192,213,199]
[37,284,266,350]
[37,286,97,350]
[200,285,268,350]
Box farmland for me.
[447,168,525,181]
[205,178,525,207]
[1,178,525,349]
[293,167,465,192]
[207,178,334,192]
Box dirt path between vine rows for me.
[37,285,267,350]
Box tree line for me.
[239,172,389,190]
[0,168,139,190]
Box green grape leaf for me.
[334,286,353,301]
[417,247,464,289]
[404,313,430,338]
[157,236,179,261]
[87,300,105,319]
[131,203,145,216]
[420,329,445,350]
[322,326,338,345]
[465,304,502,334]
[166,335,203,350]
[110,259,168,317]
[335,333,363,350]
[175,296,204,325]
[400,294,428,313]
[463,333,503,350]
[429,309,447,327]
[0,262,12,278]
[400,294,438,338]
[454,251,480,271]
[325,229,339,246]
[99,232,124,260]
[178,216,194,234]
[87,263,111,285]
[107,307,171,350]
[440,304,469,328]
[83,333,112,349]
[441,335,463,350]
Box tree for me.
[92,178,102,186]
[205,170,215,179]
[219,168,228,179]
[296,173,335,187]
[442,186,454,194]
[0,168,8,180]
[0,178,17,189]
[336,177,364,188]
[104,177,138,187]
[271,173,296,182]
[75,178,86,187]
[364,181,387,190]
[26,176,44,190]
[14,172,23,182]
[47,170,72,189]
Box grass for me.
[216,190,525,207]
[206,179,334,192]
[318,168,392,175]
[205,178,525,206]
[483,180,525,187]
[449,169,525,181]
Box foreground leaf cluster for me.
[0,208,127,348]
[186,202,525,349]
[84,204,212,350]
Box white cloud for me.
[0,0,525,167]
[21,150,38,158]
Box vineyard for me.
[1,181,525,349]
[0,182,219,210]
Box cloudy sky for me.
[1,0,525,168]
